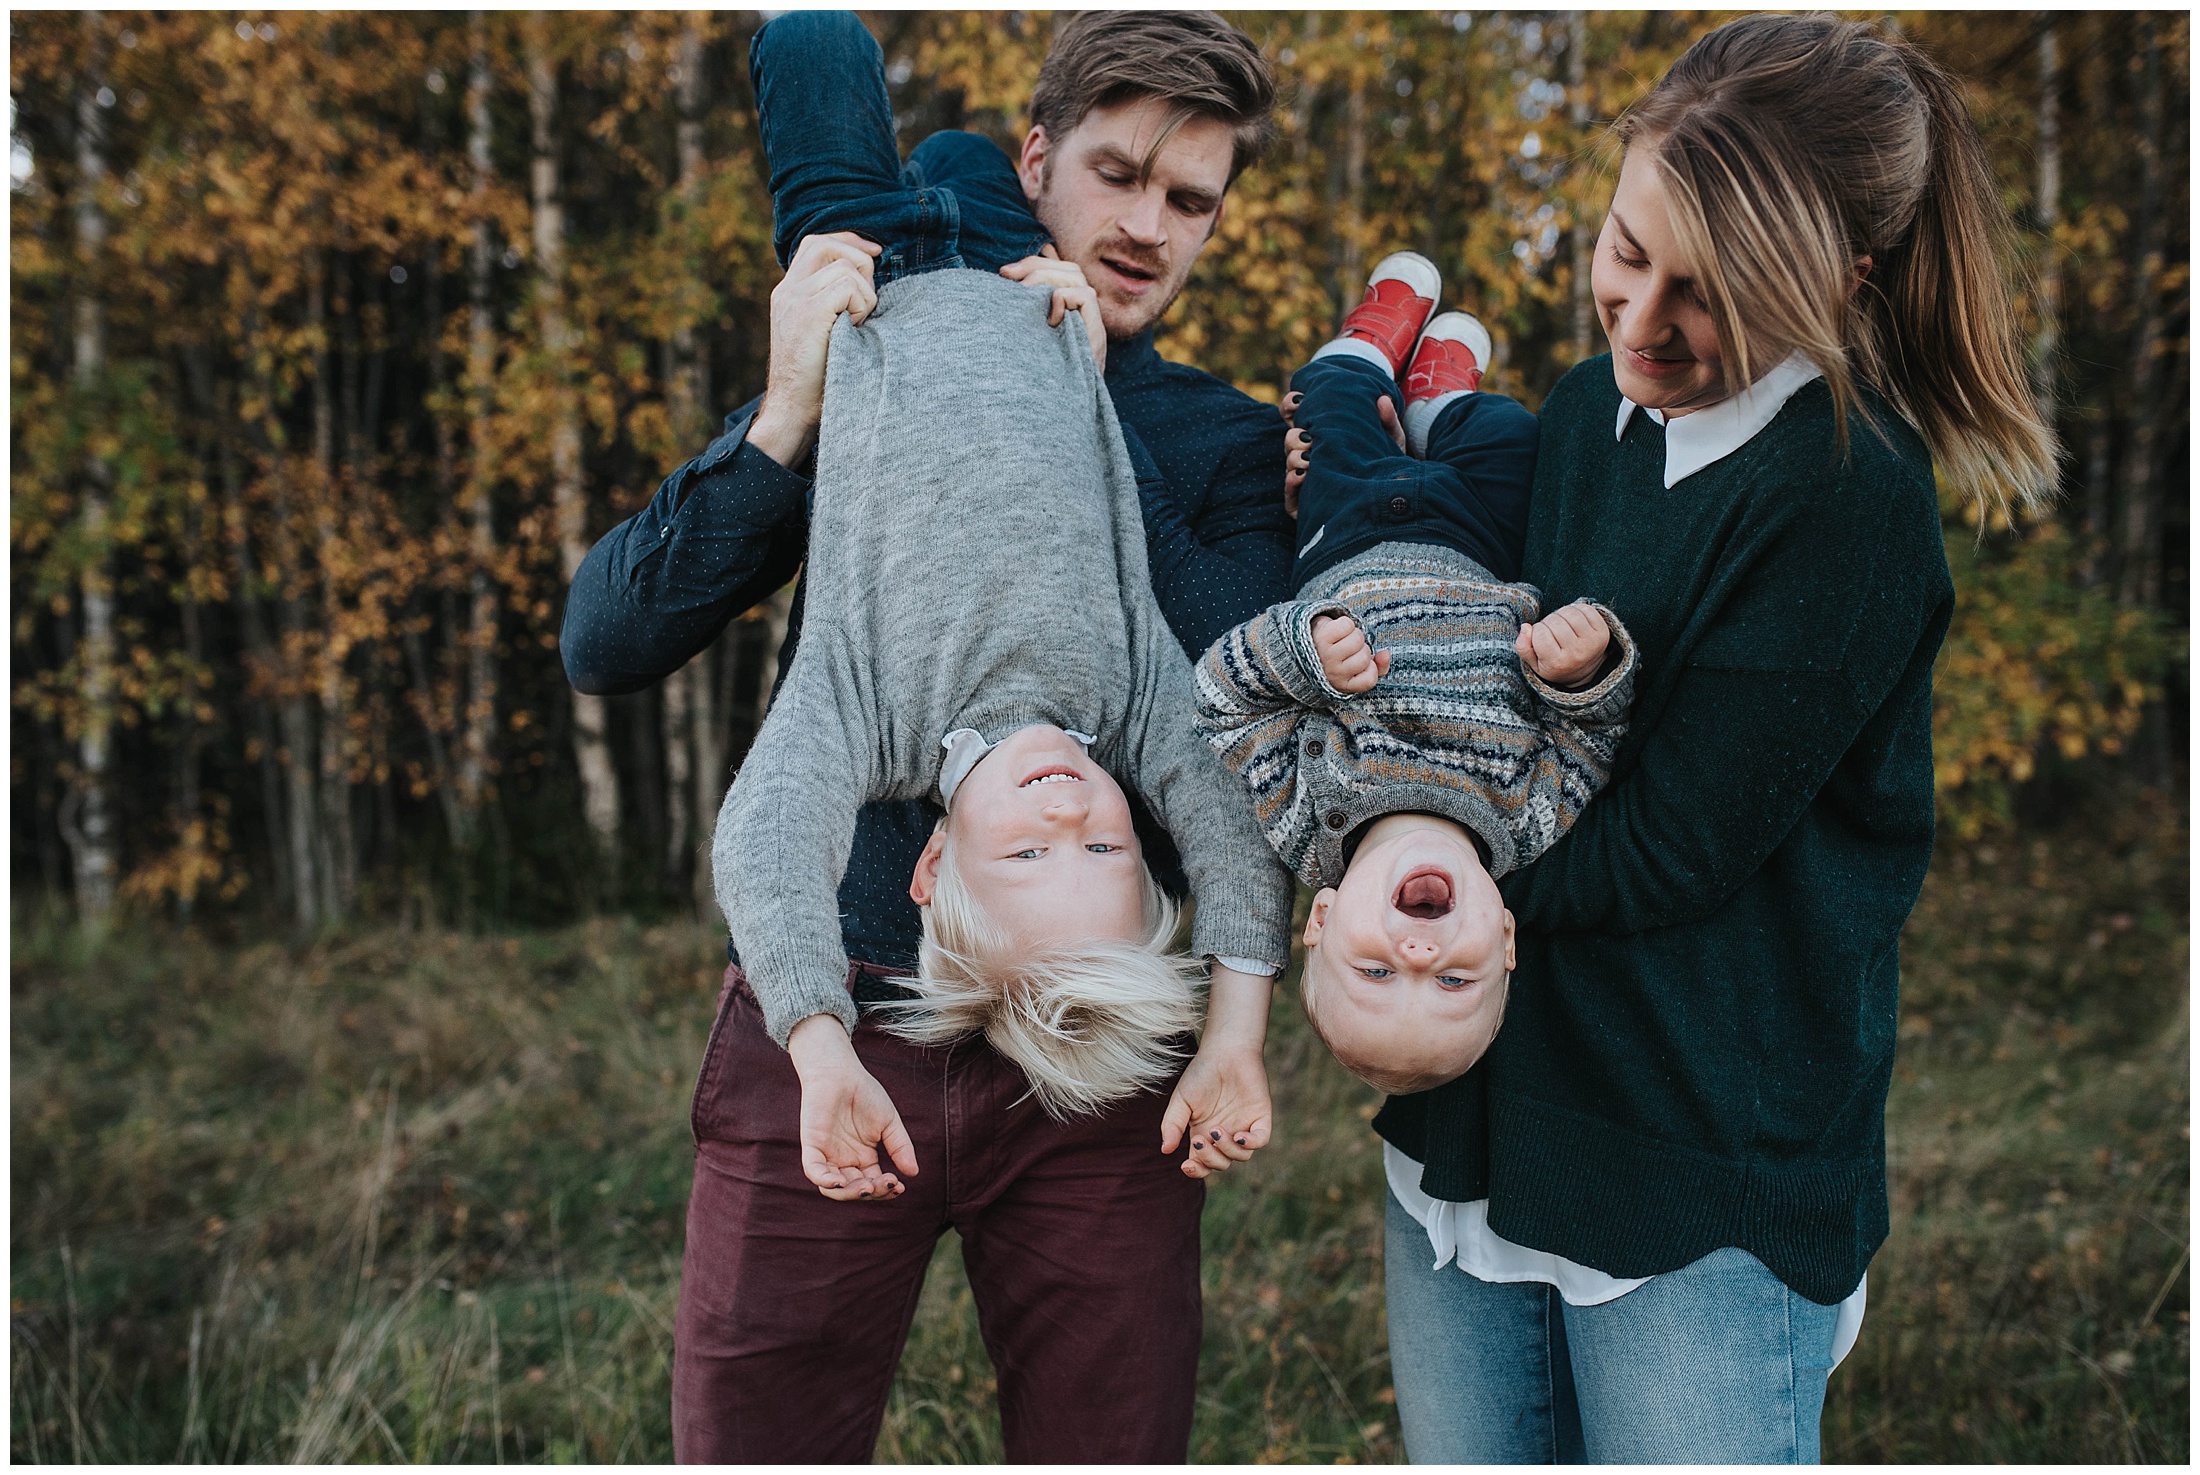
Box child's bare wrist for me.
[1202,965,1273,1049]
[786,1012,857,1077]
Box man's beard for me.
[1089,237,1184,341]
[1035,176,1189,342]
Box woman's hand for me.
[1280,389,1407,518]
[1312,612,1391,694]
[1283,406,1309,517]
[1516,600,1611,690]
[747,232,883,468]
[1161,965,1275,1178]
[1001,247,1106,372]
[786,1013,918,1202]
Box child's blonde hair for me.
[878,827,1202,1118]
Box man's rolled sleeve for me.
[562,407,813,696]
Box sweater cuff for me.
[745,946,861,1049]
[1188,867,1298,977]
[1522,602,1638,720]
[620,421,812,586]
[1282,600,1361,706]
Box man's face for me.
[1019,96,1237,342]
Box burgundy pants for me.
[671,965,1206,1463]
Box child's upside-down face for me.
[1302,814,1515,1093]
[911,724,1150,950]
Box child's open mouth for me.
[1394,868,1454,920]
[1020,767,1082,788]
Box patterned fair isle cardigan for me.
[1193,540,1637,890]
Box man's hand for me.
[1312,612,1390,695]
[1001,247,1106,371]
[1280,389,1406,518]
[786,1013,918,1202]
[746,232,883,468]
[1516,600,1611,690]
[1161,965,1274,1179]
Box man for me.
[563,12,1289,1462]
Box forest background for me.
[10,8,2189,1464]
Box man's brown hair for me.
[1029,10,1276,182]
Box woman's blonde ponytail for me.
[1619,16,2057,522]
[1873,53,2057,519]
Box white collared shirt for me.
[1614,352,1824,488]
[1386,347,1864,1368]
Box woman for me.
[1372,15,2055,1463]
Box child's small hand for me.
[786,1015,918,1202]
[1161,1039,1273,1179]
[1312,613,1391,694]
[1161,964,1275,1178]
[1516,600,1610,689]
[1001,248,1105,371]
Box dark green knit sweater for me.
[1373,356,1954,1306]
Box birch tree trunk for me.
[269,447,323,931]
[307,254,358,917]
[1567,10,1595,363]
[412,65,466,850]
[456,11,500,846]
[663,15,713,899]
[1337,75,1367,314]
[661,640,694,877]
[176,475,210,922]
[2116,16,2166,609]
[67,18,118,925]
[192,353,294,918]
[528,14,622,855]
[750,588,795,746]
[2031,16,2061,424]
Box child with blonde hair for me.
[710,96,1296,1225]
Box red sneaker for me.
[1403,311,1492,402]
[1336,251,1443,376]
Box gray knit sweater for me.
[713,270,1295,1047]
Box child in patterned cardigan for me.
[1193,252,1637,1095]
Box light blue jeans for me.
[1384,1189,1841,1463]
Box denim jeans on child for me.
[1288,354,1538,590]
[1384,1189,1843,1464]
[750,10,1052,284]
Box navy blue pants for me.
[751,11,1050,283]
[1289,354,1538,589]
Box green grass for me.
[11,782,2187,1462]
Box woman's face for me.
[1592,146,1729,417]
